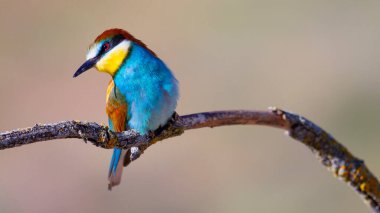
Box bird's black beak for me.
[73,57,98,78]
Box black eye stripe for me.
[110,35,125,47]
[98,35,125,56]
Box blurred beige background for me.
[0,0,379,212]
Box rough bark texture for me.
[0,108,379,212]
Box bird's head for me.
[74,28,155,78]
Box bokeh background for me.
[0,0,379,212]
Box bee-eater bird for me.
[73,28,179,189]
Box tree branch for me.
[0,108,379,212]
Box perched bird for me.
[73,29,179,189]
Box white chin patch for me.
[86,43,101,60]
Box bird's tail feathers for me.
[108,148,129,190]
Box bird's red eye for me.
[103,43,110,51]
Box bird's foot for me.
[153,112,179,136]
[147,130,156,138]
[169,112,179,124]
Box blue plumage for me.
[74,28,179,189]
[114,44,178,133]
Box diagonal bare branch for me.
[0,108,379,212]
